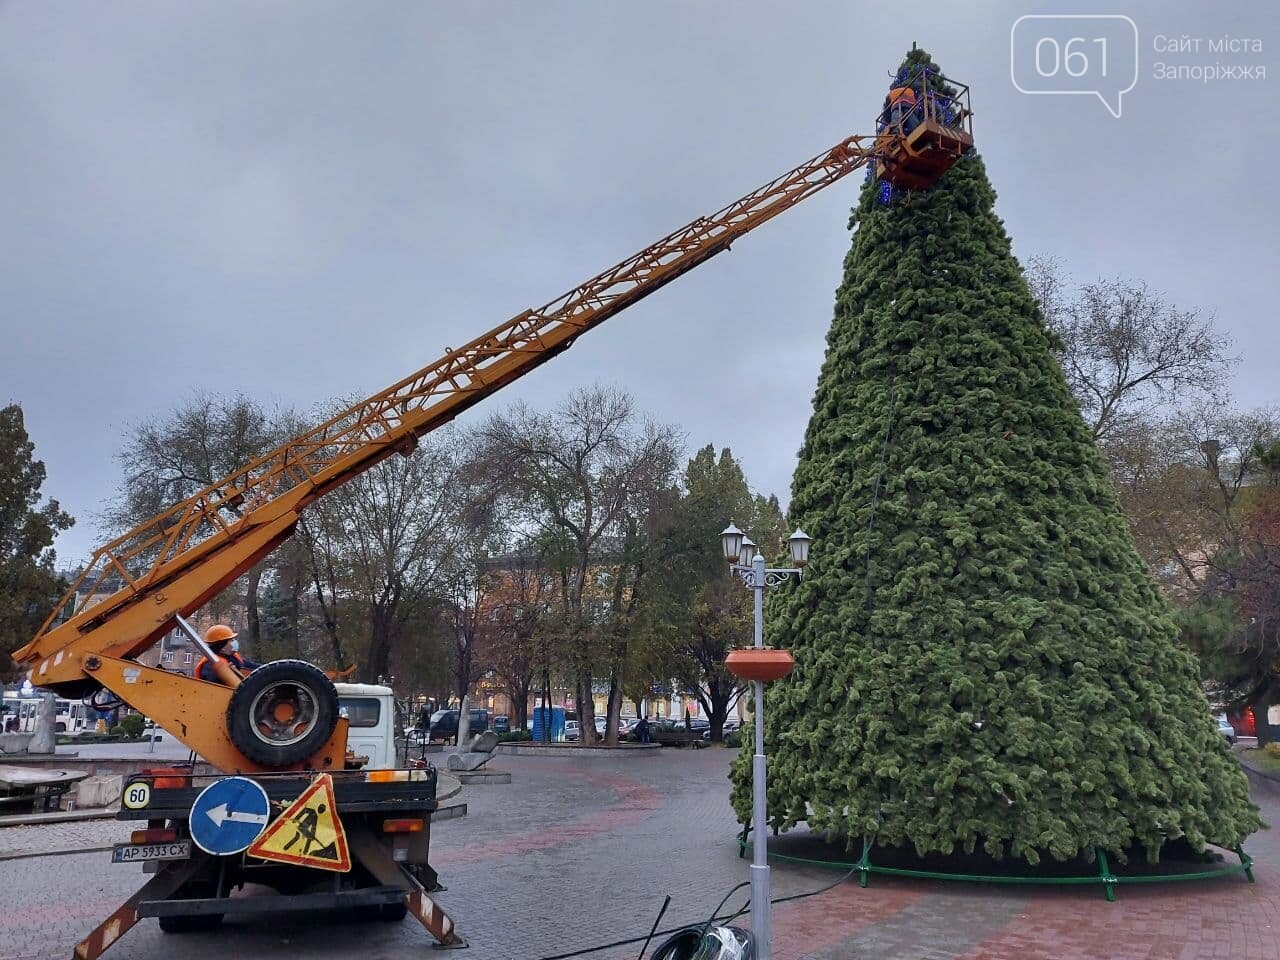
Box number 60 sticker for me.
[122,781,151,810]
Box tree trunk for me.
[700,675,735,744]
[455,630,473,708]
[303,537,346,668]
[543,663,552,745]
[605,670,623,746]
[245,566,264,645]
[290,565,302,657]
[366,606,395,684]
[1256,683,1277,746]
[514,678,531,732]
[576,670,595,747]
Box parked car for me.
[564,720,581,742]
[1218,715,1237,745]
[492,715,510,734]
[618,717,641,739]
[650,718,708,748]
[427,708,490,742]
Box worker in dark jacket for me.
[887,86,922,134]
[195,624,261,683]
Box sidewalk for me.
[0,818,129,861]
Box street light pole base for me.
[749,862,771,960]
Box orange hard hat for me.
[204,624,238,646]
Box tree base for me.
[735,826,1255,901]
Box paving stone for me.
[1,749,1276,959]
[0,817,130,860]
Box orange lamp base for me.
[725,648,794,682]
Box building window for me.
[183,652,193,665]
[161,651,173,663]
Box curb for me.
[1238,754,1280,797]
[0,806,117,828]
[495,743,661,758]
[0,843,117,863]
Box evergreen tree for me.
[731,49,1261,863]
[652,446,787,741]
[0,404,74,676]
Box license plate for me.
[111,841,191,863]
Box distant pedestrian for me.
[636,716,651,744]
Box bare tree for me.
[1104,404,1280,591]
[1026,257,1236,443]
[296,509,351,668]
[106,392,289,644]
[471,386,681,745]
[305,428,465,683]
[479,545,552,733]
[438,530,505,745]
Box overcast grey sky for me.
[2,0,1277,567]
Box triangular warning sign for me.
[247,773,350,872]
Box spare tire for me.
[226,660,339,767]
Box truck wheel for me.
[379,901,408,922]
[226,660,339,767]
[158,913,223,933]
[355,900,408,922]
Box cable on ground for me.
[533,863,859,960]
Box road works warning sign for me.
[247,773,351,872]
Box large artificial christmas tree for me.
[731,48,1261,864]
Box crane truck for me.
[15,65,972,959]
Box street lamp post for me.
[720,523,811,960]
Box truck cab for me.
[335,682,397,770]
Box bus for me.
[1,694,92,734]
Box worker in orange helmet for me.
[886,86,921,134]
[195,624,261,684]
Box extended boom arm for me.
[17,131,886,692]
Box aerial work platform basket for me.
[875,66,974,192]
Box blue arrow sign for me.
[190,777,271,855]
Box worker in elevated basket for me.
[195,624,261,684]
[887,85,921,134]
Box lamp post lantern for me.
[719,522,809,960]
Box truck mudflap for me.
[71,822,464,959]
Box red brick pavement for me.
[959,876,1279,960]
[433,762,665,867]
[771,878,926,960]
